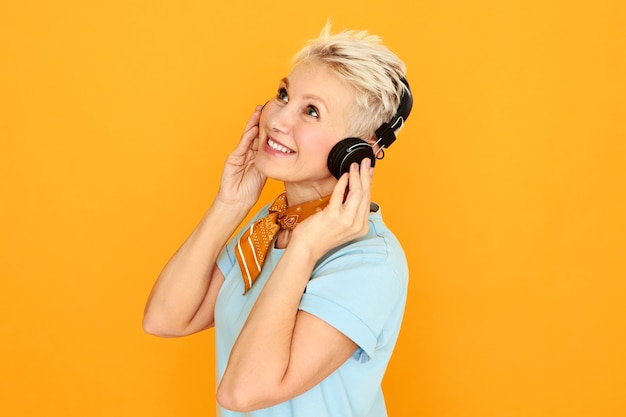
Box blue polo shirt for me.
[215,203,408,417]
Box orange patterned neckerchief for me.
[234,192,330,294]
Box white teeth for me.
[267,138,294,154]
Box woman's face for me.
[254,63,355,198]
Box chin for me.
[256,154,333,184]
[254,156,284,180]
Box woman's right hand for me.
[216,105,267,210]
[143,107,268,337]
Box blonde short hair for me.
[291,23,408,142]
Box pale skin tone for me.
[143,63,375,412]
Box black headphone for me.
[327,78,413,179]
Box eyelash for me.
[277,87,288,103]
[276,87,319,119]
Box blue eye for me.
[277,87,288,103]
[306,105,319,118]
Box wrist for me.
[286,233,327,266]
[202,200,251,240]
[211,197,252,220]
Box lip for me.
[265,136,296,155]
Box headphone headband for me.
[374,78,413,150]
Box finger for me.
[243,105,263,131]
[250,135,260,152]
[328,171,350,209]
[234,107,262,151]
[346,159,373,217]
[343,162,366,207]
[360,158,374,214]
[351,159,373,230]
[359,157,374,197]
[234,125,259,154]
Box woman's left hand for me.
[292,158,374,260]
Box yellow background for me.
[1,0,625,416]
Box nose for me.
[266,101,294,134]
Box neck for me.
[274,229,291,249]
[283,179,336,206]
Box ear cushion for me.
[327,137,376,179]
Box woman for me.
[143,24,411,416]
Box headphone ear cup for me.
[327,137,376,180]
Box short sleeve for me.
[298,240,404,362]
[216,237,237,278]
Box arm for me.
[217,160,374,411]
[143,106,267,337]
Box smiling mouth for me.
[267,138,295,154]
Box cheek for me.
[297,135,336,167]
[297,126,340,153]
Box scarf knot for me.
[235,192,330,294]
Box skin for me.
[254,63,358,205]
[143,62,374,412]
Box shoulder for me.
[315,203,407,276]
